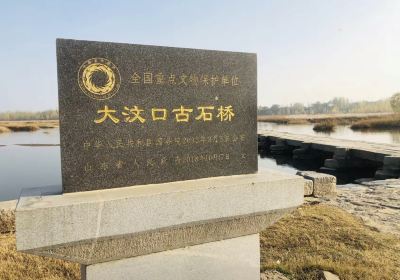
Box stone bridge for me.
[258,130,400,179]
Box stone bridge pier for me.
[258,130,400,180]
[376,156,400,179]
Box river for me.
[0,123,398,202]
[257,122,400,144]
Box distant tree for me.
[311,102,323,114]
[291,103,305,114]
[0,110,59,121]
[257,106,271,115]
[270,104,280,115]
[390,93,400,113]
[257,96,392,116]
[331,97,350,113]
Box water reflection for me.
[258,155,298,175]
[0,145,62,201]
[259,149,321,175]
[0,128,60,145]
[258,122,400,145]
[258,144,379,184]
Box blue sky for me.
[1,0,399,111]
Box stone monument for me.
[57,39,258,192]
[16,39,304,280]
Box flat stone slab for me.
[82,234,260,280]
[384,156,400,166]
[323,271,340,280]
[297,171,336,197]
[304,179,313,196]
[16,170,303,264]
[259,130,399,160]
[261,270,289,280]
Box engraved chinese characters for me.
[94,105,235,124]
[128,71,239,87]
[57,39,257,192]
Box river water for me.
[0,129,61,201]
[258,122,400,144]
[0,124,399,202]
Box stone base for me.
[16,171,303,264]
[16,171,303,279]
[82,234,260,280]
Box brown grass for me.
[285,119,310,125]
[257,113,395,126]
[0,234,80,280]
[260,204,400,280]
[6,125,40,132]
[0,208,80,280]
[38,124,58,129]
[0,120,59,133]
[0,209,15,234]
[313,121,336,132]
[0,126,11,133]
[351,115,400,130]
[257,115,310,125]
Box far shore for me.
[0,120,59,133]
[258,112,400,131]
[257,112,392,124]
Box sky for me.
[1,0,400,111]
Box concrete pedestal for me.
[16,170,304,279]
[82,234,260,280]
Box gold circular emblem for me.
[78,58,120,100]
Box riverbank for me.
[258,112,400,132]
[1,178,399,279]
[0,120,59,133]
[350,115,400,130]
[258,112,392,125]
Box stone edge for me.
[22,207,296,265]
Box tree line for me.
[258,97,392,115]
[0,110,59,121]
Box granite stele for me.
[57,39,258,193]
[16,39,304,280]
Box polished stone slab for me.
[57,39,257,193]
